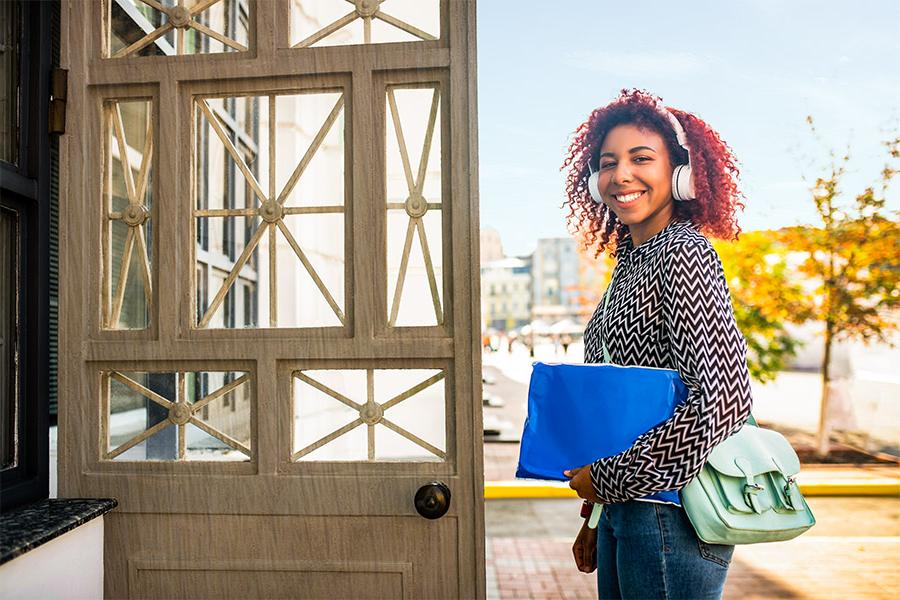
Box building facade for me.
[480,256,531,331]
[531,237,580,322]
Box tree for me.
[714,232,813,383]
[780,119,900,457]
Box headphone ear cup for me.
[671,164,696,201]
[588,171,603,204]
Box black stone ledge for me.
[0,498,117,565]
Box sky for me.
[476,0,900,256]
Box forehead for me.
[600,123,667,153]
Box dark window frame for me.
[0,0,54,512]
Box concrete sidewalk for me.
[485,496,900,599]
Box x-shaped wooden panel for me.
[293,369,446,461]
[293,0,437,48]
[195,93,346,328]
[105,101,154,329]
[105,371,251,460]
[113,0,248,59]
[386,86,442,326]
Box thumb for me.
[564,467,582,478]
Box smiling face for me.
[596,123,676,245]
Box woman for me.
[561,89,754,599]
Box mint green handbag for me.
[681,416,816,545]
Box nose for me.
[612,162,634,184]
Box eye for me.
[634,155,653,163]
[600,161,616,170]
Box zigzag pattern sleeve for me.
[589,240,754,503]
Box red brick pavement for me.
[486,535,900,599]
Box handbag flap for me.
[705,425,801,478]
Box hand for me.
[564,465,601,503]
[572,518,598,573]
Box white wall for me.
[0,518,104,600]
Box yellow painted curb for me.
[796,480,900,497]
[483,480,900,499]
[484,481,579,500]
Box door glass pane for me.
[103,98,153,330]
[108,0,251,59]
[385,85,443,327]
[290,0,439,49]
[292,368,446,462]
[194,91,346,329]
[104,369,252,461]
[0,1,20,165]
[1,207,19,470]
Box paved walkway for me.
[485,497,900,599]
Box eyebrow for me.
[599,146,658,158]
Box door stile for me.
[449,0,484,594]
[351,68,377,343]
[159,77,181,343]
[58,0,88,499]
[256,355,278,476]
[255,0,276,62]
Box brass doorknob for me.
[414,481,451,520]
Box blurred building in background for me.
[480,226,504,264]
[481,257,532,331]
[479,231,614,334]
[531,237,580,323]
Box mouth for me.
[611,190,646,205]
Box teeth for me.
[615,191,644,203]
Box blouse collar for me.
[618,219,694,260]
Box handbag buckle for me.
[744,482,764,494]
[783,476,802,509]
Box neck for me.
[628,204,676,247]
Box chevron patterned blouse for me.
[582,220,754,504]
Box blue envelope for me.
[516,362,689,504]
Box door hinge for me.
[49,68,68,135]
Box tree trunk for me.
[816,322,833,458]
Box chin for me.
[608,208,646,226]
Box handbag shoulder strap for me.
[600,265,619,364]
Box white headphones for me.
[587,108,696,203]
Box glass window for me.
[0,1,20,165]
[292,368,445,462]
[194,91,346,329]
[104,369,252,461]
[291,0,439,49]
[108,0,251,59]
[103,98,154,330]
[385,85,443,327]
[1,206,19,470]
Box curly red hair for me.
[562,89,744,256]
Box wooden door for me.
[58,1,483,597]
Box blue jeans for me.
[596,500,733,599]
